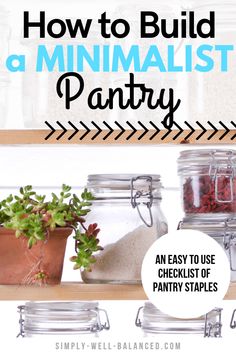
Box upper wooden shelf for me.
[0,129,234,145]
[0,282,235,301]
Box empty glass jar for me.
[17,301,110,337]
[179,214,236,281]
[178,149,236,214]
[81,174,168,284]
[135,302,222,337]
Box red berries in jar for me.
[178,149,236,214]
[183,175,236,213]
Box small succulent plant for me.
[0,184,102,271]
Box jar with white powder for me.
[81,174,168,284]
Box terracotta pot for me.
[0,227,73,285]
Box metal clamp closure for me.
[177,220,183,230]
[223,236,236,271]
[17,305,25,338]
[209,151,235,203]
[230,309,236,329]
[96,308,110,331]
[223,218,236,271]
[131,176,154,228]
[204,308,222,338]
[135,306,144,327]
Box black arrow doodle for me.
[56,121,67,140]
[161,125,172,140]
[114,121,125,140]
[68,121,79,140]
[196,121,207,140]
[184,121,195,140]
[207,121,218,140]
[231,121,236,140]
[172,121,184,140]
[219,121,229,140]
[80,121,90,140]
[44,120,235,142]
[149,121,160,140]
[91,121,102,140]
[126,121,137,140]
[138,121,148,140]
[45,121,56,140]
[103,121,114,140]
[160,120,184,141]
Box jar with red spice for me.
[179,214,236,281]
[178,149,236,214]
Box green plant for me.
[0,184,102,271]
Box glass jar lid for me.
[17,301,110,337]
[87,174,162,228]
[135,302,222,337]
[87,174,162,199]
[88,174,161,190]
[179,213,236,234]
[178,149,236,175]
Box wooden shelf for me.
[0,129,235,144]
[0,282,235,301]
[224,283,236,300]
[0,283,146,300]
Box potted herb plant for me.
[0,184,102,285]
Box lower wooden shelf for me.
[0,283,146,300]
[0,282,235,300]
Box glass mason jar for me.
[178,213,236,281]
[135,302,222,337]
[186,1,236,126]
[17,301,110,337]
[81,174,168,284]
[177,149,236,214]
